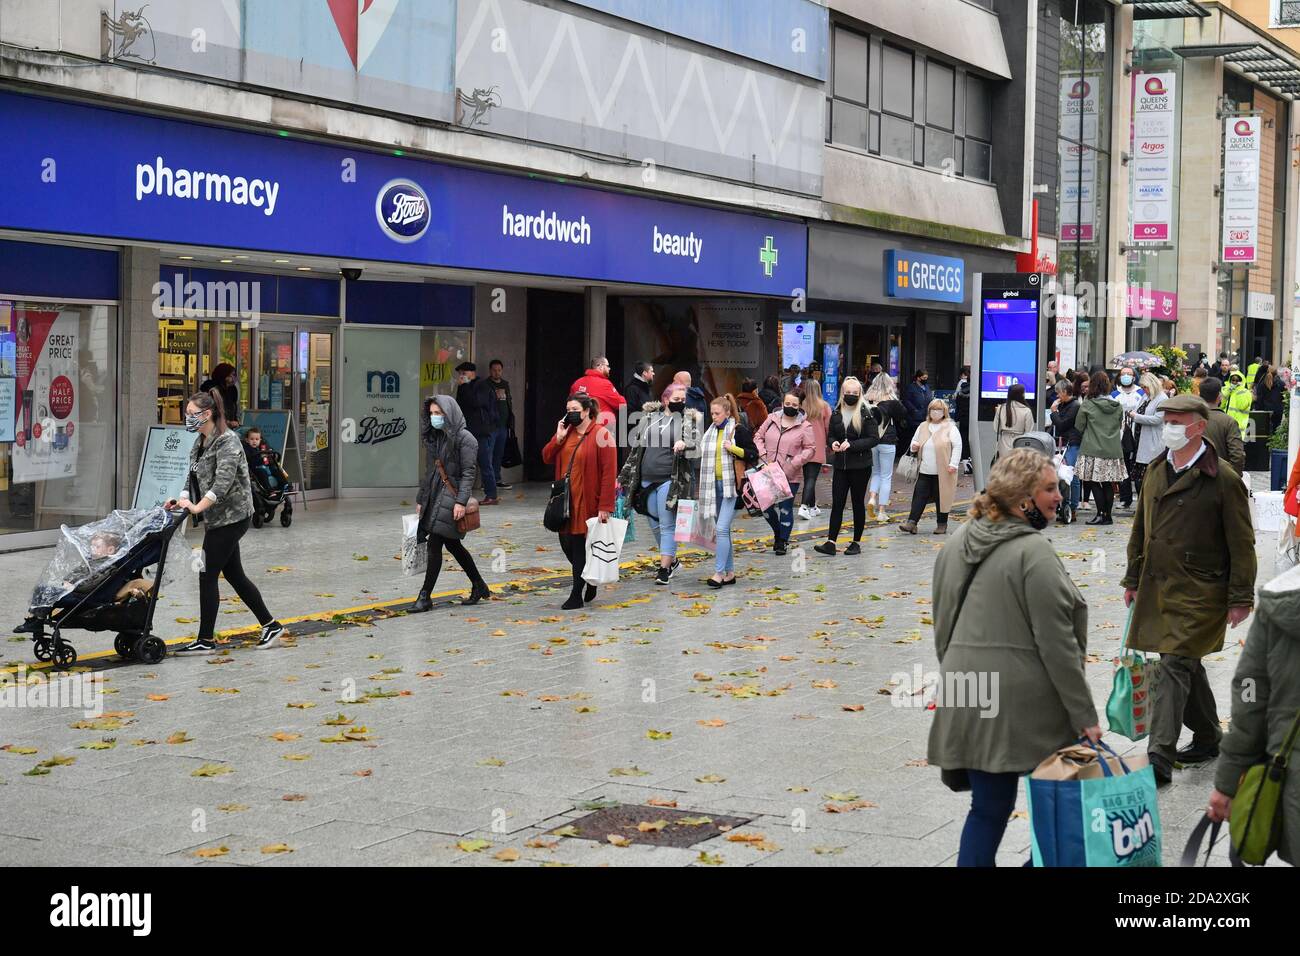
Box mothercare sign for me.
[1,90,806,297]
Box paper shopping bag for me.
[673,499,698,543]
[1027,741,1162,867]
[582,516,628,586]
[688,507,717,553]
[401,514,426,577]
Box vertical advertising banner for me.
[342,328,420,488]
[822,342,841,405]
[1059,74,1100,244]
[1055,294,1078,373]
[10,309,80,483]
[1222,116,1261,264]
[1131,72,1176,243]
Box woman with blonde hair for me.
[928,448,1098,866]
[799,383,832,520]
[1128,371,1169,495]
[865,372,908,520]
[901,398,962,534]
[814,377,879,556]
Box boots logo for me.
[376,179,431,243]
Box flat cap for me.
[1160,394,1210,419]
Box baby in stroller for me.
[243,426,294,527]
[28,528,128,612]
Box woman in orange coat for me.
[542,393,618,609]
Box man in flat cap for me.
[1120,394,1257,786]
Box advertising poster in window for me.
[619,299,764,401]
[419,330,472,393]
[1131,72,1176,243]
[1059,73,1100,244]
[10,309,79,483]
[1055,294,1078,373]
[780,321,816,371]
[1222,116,1261,264]
[342,328,420,488]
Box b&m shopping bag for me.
[1105,605,1149,741]
[400,514,426,577]
[582,516,628,586]
[1027,739,1162,867]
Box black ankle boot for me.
[561,587,584,610]
[583,583,597,603]
[412,591,433,612]
[462,581,491,606]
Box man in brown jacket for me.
[1196,377,1246,474]
[1120,394,1256,786]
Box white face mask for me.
[929,411,944,422]
[1162,423,1190,451]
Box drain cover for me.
[558,803,752,848]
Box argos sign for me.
[885,250,965,303]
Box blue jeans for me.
[957,770,1020,867]
[642,480,677,560]
[764,480,799,544]
[490,426,507,484]
[476,432,498,499]
[714,481,737,574]
[1064,444,1080,510]
[870,443,897,506]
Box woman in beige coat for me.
[901,399,962,534]
[928,449,1101,866]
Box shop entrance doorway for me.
[250,323,334,496]
[524,291,585,482]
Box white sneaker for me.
[811,506,822,518]
[797,504,811,520]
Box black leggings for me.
[199,518,273,642]
[1087,481,1114,518]
[828,467,870,542]
[802,462,822,507]
[559,532,588,594]
[908,473,948,525]
[421,533,484,593]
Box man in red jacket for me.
[570,356,627,427]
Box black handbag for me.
[501,430,522,470]
[543,429,590,532]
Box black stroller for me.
[17,508,188,669]
[1012,431,1074,523]
[247,442,294,528]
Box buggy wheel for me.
[114,633,136,659]
[280,510,292,527]
[51,644,76,670]
[252,511,263,529]
[33,638,53,662]
[138,636,167,665]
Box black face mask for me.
[782,406,799,417]
[843,395,860,406]
[564,411,582,426]
[1024,505,1048,531]
[668,400,686,414]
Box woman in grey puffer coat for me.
[413,393,490,610]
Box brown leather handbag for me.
[435,459,480,534]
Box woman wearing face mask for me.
[753,391,816,555]
[698,395,758,586]
[928,449,1099,867]
[1112,367,1145,510]
[1222,369,1253,438]
[1127,371,1169,496]
[167,390,283,654]
[864,373,907,521]
[1074,370,1126,525]
[618,384,701,585]
[901,399,962,534]
[413,394,490,612]
[815,377,879,556]
[543,394,617,609]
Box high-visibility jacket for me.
[1222,382,1253,437]
[1245,362,1261,389]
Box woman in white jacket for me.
[1127,371,1168,495]
[901,399,963,535]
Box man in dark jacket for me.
[486,359,515,491]
[623,362,655,419]
[1197,378,1246,474]
[902,369,933,448]
[1121,394,1256,786]
[454,362,501,504]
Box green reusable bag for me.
[1230,707,1300,865]
[1106,606,1149,741]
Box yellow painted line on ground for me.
[3,497,972,674]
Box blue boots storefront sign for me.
[885,250,965,304]
[1,91,806,296]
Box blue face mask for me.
[1120,375,1133,386]
[429,414,445,429]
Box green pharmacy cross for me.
[759,236,779,277]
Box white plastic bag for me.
[1277,516,1300,576]
[583,516,629,585]
[401,514,427,577]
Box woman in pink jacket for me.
[754,391,816,555]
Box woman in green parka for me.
[1074,369,1126,525]
[928,449,1100,867]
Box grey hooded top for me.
[416,392,479,541]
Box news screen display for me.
[980,297,1038,400]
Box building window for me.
[827,24,994,181]
[1277,1,1300,27]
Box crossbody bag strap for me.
[434,458,456,498]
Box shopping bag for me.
[582,516,628,586]
[401,514,426,577]
[745,466,792,513]
[688,508,717,553]
[674,499,698,543]
[1276,515,1299,576]
[1027,740,1163,867]
[895,452,920,483]
[1105,605,1149,742]
[614,490,636,544]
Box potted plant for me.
[1270,401,1291,491]
[1148,344,1191,393]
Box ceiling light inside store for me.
[297,266,312,271]
[274,259,290,264]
